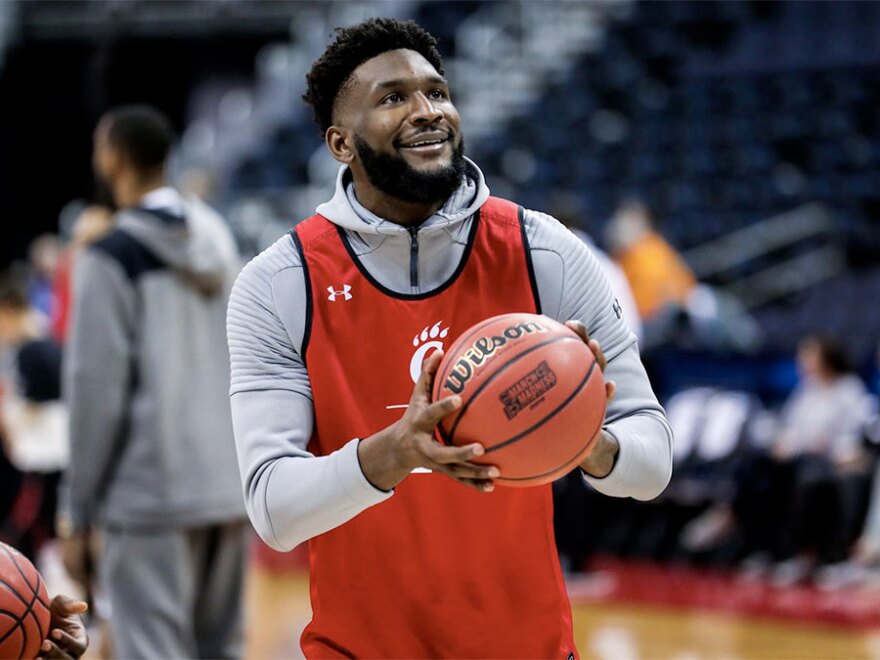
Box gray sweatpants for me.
[101,520,247,659]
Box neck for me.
[113,171,167,209]
[349,172,444,227]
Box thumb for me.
[51,594,88,615]
[413,349,444,400]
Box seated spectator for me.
[738,336,873,584]
[680,335,873,581]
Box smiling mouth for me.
[397,133,451,152]
[401,137,447,148]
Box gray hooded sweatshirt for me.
[227,160,674,552]
[61,187,246,530]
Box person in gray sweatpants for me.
[58,105,247,659]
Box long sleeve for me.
[525,209,673,501]
[227,238,391,551]
[60,250,136,528]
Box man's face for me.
[332,49,466,204]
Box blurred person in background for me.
[768,336,874,584]
[606,199,760,353]
[605,199,696,325]
[58,105,247,659]
[27,234,63,321]
[813,342,880,590]
[0,273,66,561]
[551,195,642,341]
[51,204,115,344]
[693,335,874,583]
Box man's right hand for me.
[357,349,499,493]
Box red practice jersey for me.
[294,197,577,659]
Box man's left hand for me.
[564,320,618,478]
[39,594,88,659]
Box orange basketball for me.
[432,312,606,487]
[0,543,51,659]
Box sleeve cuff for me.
[581,427,631,490]
[334,438,395,505]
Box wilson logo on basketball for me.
[499,360,558,420]
[443,319,548,395]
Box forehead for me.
[349,48,443,93]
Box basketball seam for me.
[497,396,605,481]
[446,335,587,444]
[0,582,25,656]
[1,545,45,657]
[484,359,598,455]
[0,609,22,645]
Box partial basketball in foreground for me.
[433,312,606,487]
[0,542,51,659]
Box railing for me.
[683,204,846,308]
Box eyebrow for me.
[375,75,448,90]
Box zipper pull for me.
[408,227,419,289]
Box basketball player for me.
[59,106,247,658]
[228,18,673,658]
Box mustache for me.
[394,128,455,148]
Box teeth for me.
[405,139,444,147]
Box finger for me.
[422,393,461,425]
[424,441,485,465]
[413,349,445,401]
[564,319,588,343]
[429,465,496,493]
[50,628,87,656]
[587,339,607,371]
[605,380,617,402]
[50,594,88,616]
[39,640,73,660]
[441,461,500,481]
[449,476,496,493]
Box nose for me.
[408,92,443,125]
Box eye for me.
[381,92,403,105]
[429,89,447,100]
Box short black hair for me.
[303,17,444,136]
[103,105,173,172]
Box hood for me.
[116,187,234,296]
[314,157,491,234]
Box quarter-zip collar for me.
[317,157,490,236]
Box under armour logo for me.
[327,285,352,302]
[612,298,623,319]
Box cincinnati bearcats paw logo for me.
[409,322,449,383]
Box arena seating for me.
[224,0,880,377]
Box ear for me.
[325,126,355,164]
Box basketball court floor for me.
[244,566,880,659]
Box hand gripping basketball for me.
[431,313,612,487]
[357,349,499,493]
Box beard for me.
[354,134,467,205]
